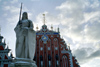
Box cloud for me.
[73,48,100,64]
[55,0,100,43]
[81,58,100,67]
[2,3,33,25]
[84,22,100,42]
[88,50,100,59]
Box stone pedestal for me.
[10,58,37,67]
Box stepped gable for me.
[35,24,80,67]
[0,35,13,67]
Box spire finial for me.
[58,25,60,33]
[7,42,9,49]
[51,24,53,30]
[43,14,45,25]
[36,24,39,30]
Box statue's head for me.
[22,12,28,20]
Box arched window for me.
[62,55,68,67]
[53,38,58,50]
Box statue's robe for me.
[14,19,36,60]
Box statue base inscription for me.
[10,58,37,67]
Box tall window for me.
[48,55,51,67]
[62,55,68,67]
[56,54,59,67]
[40,55,43,67]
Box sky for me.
[0,0,100,67]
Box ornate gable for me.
[35,24,80,67]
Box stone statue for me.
[14,12,36,60]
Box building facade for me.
[0,35,13,67]
[34,24,80,67]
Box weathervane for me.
[43,14,46,25]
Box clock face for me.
[41,35,48,43]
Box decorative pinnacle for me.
[6,45,9,49]
[68,43,70,50]
[4,39,6,44]
[36,24,39,30]
[43,14,45,25]
[51,24,53,30]
[58,26,60,33]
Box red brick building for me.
[34,24,80,67]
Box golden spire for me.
[43,14,45,25]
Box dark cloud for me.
[73,48,100,64]
[88,50,100,59]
